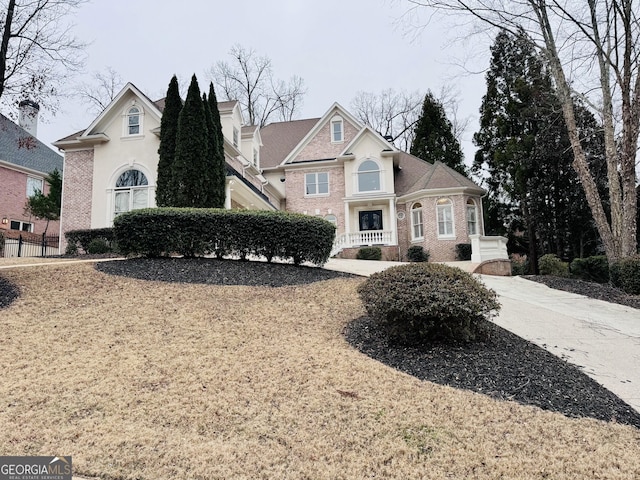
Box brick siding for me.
[60,149,94,250]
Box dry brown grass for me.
[1,262,639,479]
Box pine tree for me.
[172,74,209,207]
[206,82,227,207]
[410,91,467,176]
[473,29,606,266]
[156,75,182,206]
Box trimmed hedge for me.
[113,208,336,266]
[610,255,640,295]
[570,256,609,284]
[357,263,500,344]
[65,228,116,254]
[356,247,382,260]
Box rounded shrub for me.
[570,256,609,284]
[610,255,640,295]
[87,238,111,254]
[357,263,500,345]
[356,247,382,260]
[455,243,472,261]
[538,254,569,277]
[407,245,430,262]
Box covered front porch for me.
[331,194,398,256]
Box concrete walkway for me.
[325,258,640,413]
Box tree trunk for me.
[0,0,16,101]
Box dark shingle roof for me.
[0,113,63,174]
[259,118,319,168]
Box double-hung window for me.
[357,159,381,192]
[331,116,343,143]
[467,199,478,235]
[411,202,424,240]
[127,106,141,135]
[26,177,43,197]
[437,198,454,237]
[305,172,329,196]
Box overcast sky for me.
[36,0,492,163]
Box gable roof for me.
[259,118,319,169]
[395,153,483,196]
[0,113,63,174]
[279,103,363,165]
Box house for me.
[54,82,508,266]
[0,101,63,236]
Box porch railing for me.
[331,230,393,256]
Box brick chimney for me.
[18,100,40,137]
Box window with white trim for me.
[127,106,141,135]
[114,169,149,217]
[437,198,454,237]
[10,220,33,232]
[467,199,478,235]
[305,172,329,196]
[411,202,424,240]
[325,214,337,226]
[357,159,381,192]
[331,116,343,143]
[26,177,43,197]
[359,210,383,231]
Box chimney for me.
[18,100,40,137]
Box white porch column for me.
[225,180,232,209]
[389,197,398,245]
[344,201,350,236]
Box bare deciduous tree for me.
[0,0,87,116]
[76,66,123,115]
[405,0,639,261]
[350,88,423,151]
[209,44,306,127]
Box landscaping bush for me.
[538,254,569,277]
[357,263,500,345]
[610,255,640,295]
[570,256,609,284]
[113,208,335,266]
[456,243,472,261]
[356,247,382,260]
[65,228,116,254]
[407,245,430,262]
[510,255,529,276]
[87,238,111,254]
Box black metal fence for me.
[1,233,60,258]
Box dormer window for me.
[127,106,141,135]
[331,116,343,143]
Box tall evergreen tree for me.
[207,82,227,207]
[473,29,606,269]
[410,91,467,176]
[156,75,182,207]
[172,74,209,207]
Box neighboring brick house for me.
[260,103,489,262]
[0,102,63,237]
[55,84,505,263]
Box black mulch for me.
[96,257,358,287]
[0,276,19,309]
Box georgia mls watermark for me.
[0,456,72,480]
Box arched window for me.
[114,169,149,216]
[127,106,141,135]
[467,199,478,235]
[357,159,381,192]
[411,202,424,240]
[325,214,337,226]
[437,198,454,237]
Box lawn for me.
[1,261,639,479]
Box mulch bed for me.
[2,258,639,428]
